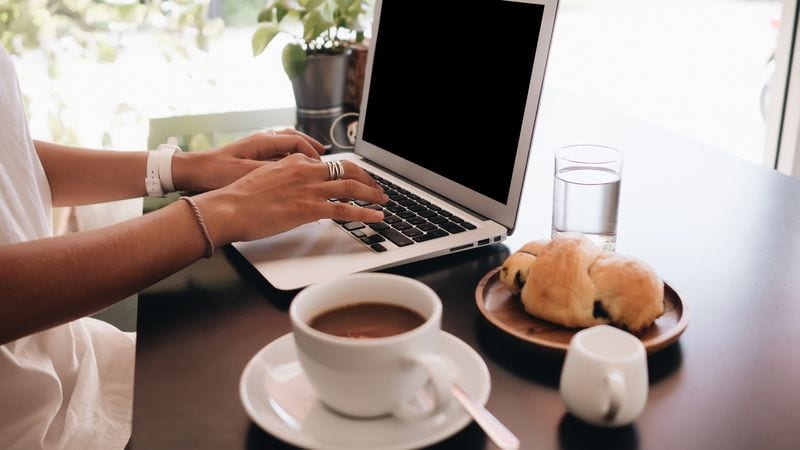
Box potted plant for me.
[251,0,371,116]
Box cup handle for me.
[603,370,626,422]
[392,353,453,421]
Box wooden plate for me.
[475,267,690,355]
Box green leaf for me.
[251,23,280,57]
[304,0,327,11]
[276,5,289,22]
[282,43,307,79]
[257,8,273,23]
[302,10,331,42]
[356,30,364,42]
[345,0,361,18]
[279,0,305,12]
[334,0,349,12]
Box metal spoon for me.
[451,383,520,450]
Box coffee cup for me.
[559,325,648,427]
[289,273,453,419]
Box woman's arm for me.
[35,129,327,206]
[35,141,149,206]
[0,200,208,343]
[0,154,386,345]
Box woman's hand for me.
[194,154,388,245]
[172,128,326,192]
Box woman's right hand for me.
[194,153,388,246]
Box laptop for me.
[234,0,559,290]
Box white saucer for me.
[239,331,491,450]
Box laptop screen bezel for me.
[353,0,559,234]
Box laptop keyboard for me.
[332,172,476,252]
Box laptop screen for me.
[361,0,545,204]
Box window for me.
[549,0,785,166]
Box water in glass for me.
[552,166,621,251]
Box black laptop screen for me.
[361,0,544,204]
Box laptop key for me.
[407,216,426,225]
[392,221,412,231]
[462,222,476,230]
[439,221,466,234]
[351,229,367,238]
[397,211,416,219]
[417,209,436,218]
[413,229,448,242]
[343,222,365,231]
[402,228,423,237]
[383,215,401,224]
[361,234,386,245]
[386,205,405,214]
[368,222,389,231]
[371,243,387,252]
[354,200,373,206]
[417,222,437,232]
[379,228,413,247]
[429,215,448,224]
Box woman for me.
[0,43,386,449]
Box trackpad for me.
[232,221,372,289]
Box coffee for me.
[309,302,426,339]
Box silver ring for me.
[326,161,344,181]
[326,161,335,181]
[335,161,344,180]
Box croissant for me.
[499,234,664,333]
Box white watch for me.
[145,137,182,197]
[145,150,164,197]
[157,138,181,193]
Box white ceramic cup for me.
[290,273,452,419]
[559,325,648,427]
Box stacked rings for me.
[326,161,344,181]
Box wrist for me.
[192,189,239,247]
[171,151,207,193]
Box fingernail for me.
[382,193,389,202]
[373,211,384,221]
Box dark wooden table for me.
[131,89,800,449]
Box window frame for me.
[765,0,800,176]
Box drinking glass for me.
[551,144,623,251]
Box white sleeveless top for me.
[0,44,135,450]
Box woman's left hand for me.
[172,128,326,192]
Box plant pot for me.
[291,51,350,117]
[344,42,369,111]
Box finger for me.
[335,160,381,190]
[276,128,326,155]
[323,179,389,205]
[271,135,321,160]
[322,200,385,224]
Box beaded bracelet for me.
[179,196,214,258]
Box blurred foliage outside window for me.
[0,0,279,149]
